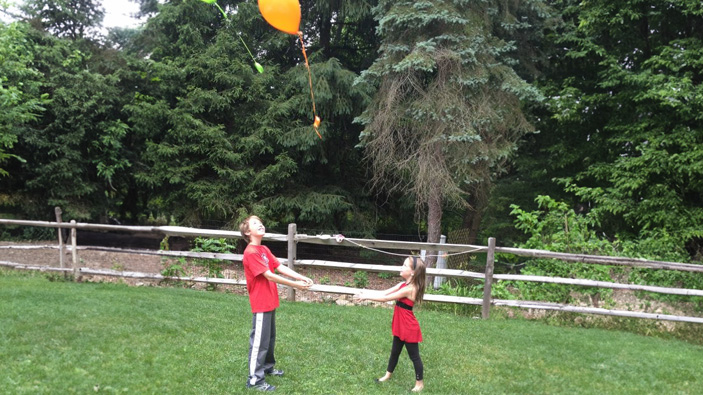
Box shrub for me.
[192,237,238,291]
[353,271,368,288]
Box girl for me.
[354,256,426,392]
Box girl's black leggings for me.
[386,336,424,380]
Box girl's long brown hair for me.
[409,256,427,305]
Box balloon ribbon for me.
[298,32,322,139]
[208,1,264,73]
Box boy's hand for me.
[293,280,312,290]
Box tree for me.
[258,0,379,231]
[20,0,104,41]
[0,22,49,178]
[532,0,703,258]
[1,0,140,221]
[4,27,132,220]
[355,0,541,262]
[122,0,382,231]
[120,0,271,226]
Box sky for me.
[1,1,144,28]
[102,0,144,29]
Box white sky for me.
[102,0,144,29]
[1,1,144,28]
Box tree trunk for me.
[320,15,331,54]
[462,183,490,244]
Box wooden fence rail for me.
[2,217,703,324]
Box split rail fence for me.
[2,215,703,325]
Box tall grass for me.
[2,269,702,394]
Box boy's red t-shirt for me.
[242,244,281,313]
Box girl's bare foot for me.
[376,372,392,382]
[411,380,424,392]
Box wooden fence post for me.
[482,237,496,319]
[433,235,447,289]
[55,207,64,268]
[287,223,297,301]
[70,220,80,281]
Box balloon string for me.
[213,2,263,73]
[214,3,228,19]
[237,34,257,63]
[298,32,322,139]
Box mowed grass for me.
[1,269,702,394]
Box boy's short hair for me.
[239,215,261,243]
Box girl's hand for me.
[294,280,312,290]
[300,276,314,286]
[353,292,365,301]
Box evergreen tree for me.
[524,0,703,258]
[355,0,542,259]
[20,0,104,41]
[2,1,137,222]
[3,26,130,220]
[259,0,379,231]
[122,0,272,226]
[0,22,49,179]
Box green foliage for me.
[507,195,703,303]
[377,271,395,280]
[259,56,376,231]
[1,0,382,233]
[622,230,703,302]
[534,0,703,258]
[118,1,378,231]
[507,196,618,303]
[19,0,105,41]
[0,23,49,177]
[356,0,546,248]
[511,195,615,255]
[486,0,703,265]
[352,270,368,288]
[160,257,187,288]
[191,237,237,290]
[21,226,55,241]
[43,272,73,282]
[0,19,139,221]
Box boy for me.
[239,215,313,392]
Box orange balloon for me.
[258,0,301,35]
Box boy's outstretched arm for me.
[275,264,314,286]
[263,270,312,290]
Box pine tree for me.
[20,0,104,41]
[355,0,541,260]
[539,0,703,257]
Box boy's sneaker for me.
[265,369,285,377]
[247,382,276,392]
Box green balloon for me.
[255,62,264,74]
[199,0,217,4]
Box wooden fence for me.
[2,216,703,325]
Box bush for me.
[191,238,238,291]
[353,271,368,288]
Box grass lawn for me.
[1,269,702,394]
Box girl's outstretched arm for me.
[382,282,405,295]
[354,284,413,303]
